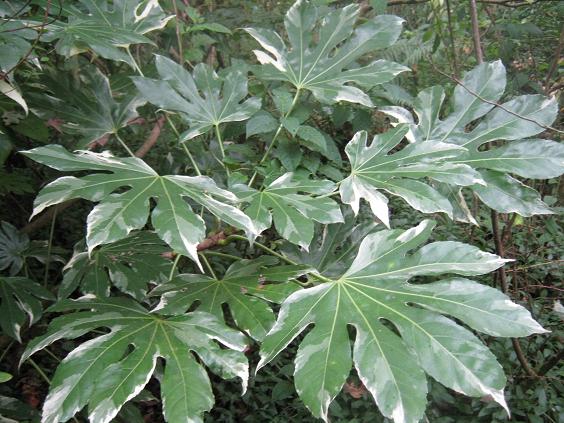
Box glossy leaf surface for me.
[22,145,257,268]
[152,256,309,340]
[133,55,261,141]
[36,0,173,66]
[340,126,483,226]
[260,220,546,423]
[21,298,248,423]
[60,232,172,300]
[381,61,562,218]
[234,173,343,249]
[0,277,54,342]
[244,0,408,106]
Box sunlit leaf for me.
[21,298,248,423]
[260,220,546,423]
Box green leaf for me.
[31,66,145,148]
[60,232,172,300]
[0,221,29,276]
[296,125,342,164]
[457,139,564,179]
[340,126,483,226]
[35,0,173,66]
[0,372,12,383]
[246,111,278,137]
[381,61,561,218]
[22,145,258,269]
[472,171,553,217]
[260,220,547,423]
[0,277,54,342]
[234,172,343,249]
[133,55,261,142]
[152,256,309,340]
[21,298,248,423]
[244,0,408,106]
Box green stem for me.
[225,234,333,283]
[198,253,217,279]
[43,206,57,287]
[171,0,184,65]
[166,115,203,176]
[29,358,51,385]
[202,251,241,261]
[114,132,136,158]
[43,348,61,363]
[214,124,230,176]
[169,254,182,281]
[248,87,301,187]
[0,341,14,364]
[127,47,145,77]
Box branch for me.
[428,59,564,134]
[469,0,539,380]
[135,115,165,157]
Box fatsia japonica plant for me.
[2,0,562,422]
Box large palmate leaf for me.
[133,55,261,141]
[234,172,343,250]
[31,67,145,148]
[244,0,408,107]
[60,231,171,300]
[339,125,484,227]
[21,298,248,423]
[22,145,257,268]
[259,220,546,423]
[381,61,562,219]
[35,0,173,66]
[0,277,54,341]
[152,256,309,340]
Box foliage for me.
[0,0,562,422]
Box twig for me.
[135,115,165,158]
[428,59,564,134]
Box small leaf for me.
[59,232,172,300]
[0,221,29,276]
[0,276,54,342]
[246,111,278,137]
[235,173,343,250]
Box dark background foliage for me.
[0,0,562,422]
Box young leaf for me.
[31,67,145,148]
[60,232,172,300]
[21,298,248,423]
[244,0,409,106]
[340,126,483,226]
[259,220,547,423]
[381,61,562,218]
[234,173,344,250]
[152,256,310,340]
[22,145,257,268]
[34,0,173,66]
[0,277,54,342]
[132,55,261,142]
